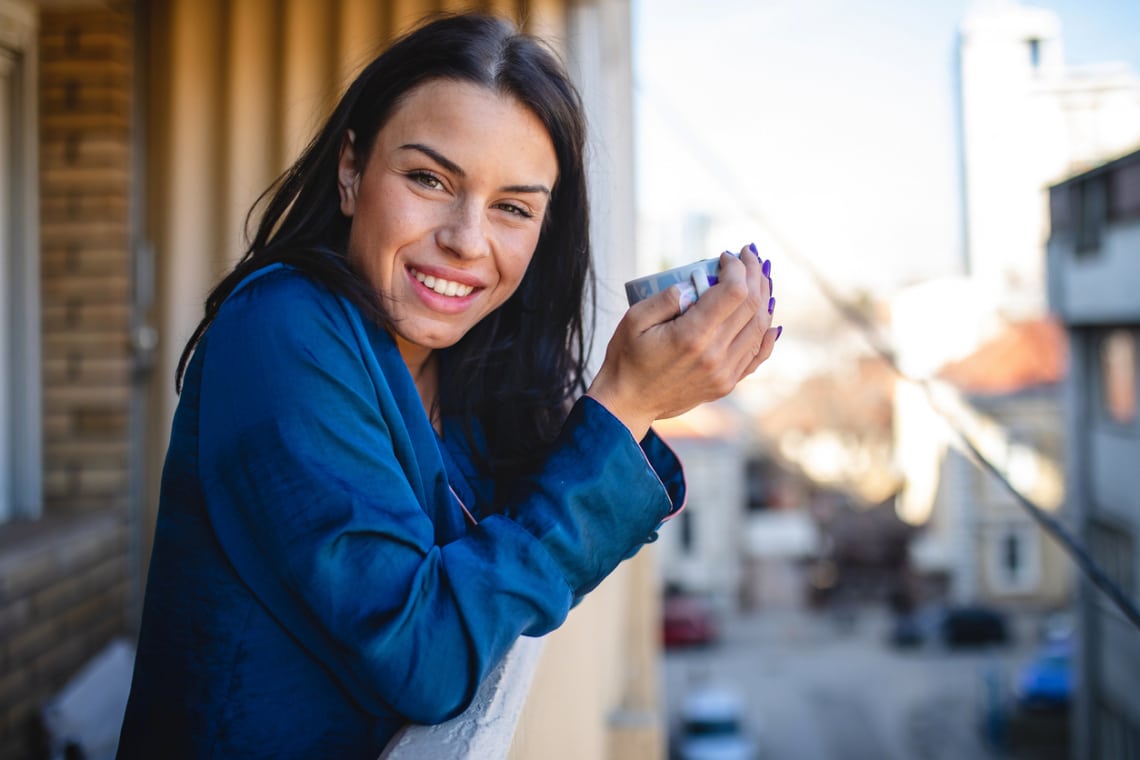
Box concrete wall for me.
[1048,218,1140,324]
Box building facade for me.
[653,404,750,617]
[0,2,659,759]
[1047,149,1140,759]
[959,0,1140,317]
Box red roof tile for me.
[938,318,1068,395]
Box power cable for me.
[635,80,1140,632]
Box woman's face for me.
[338,78,558,367]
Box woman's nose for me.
[438,201,491,260]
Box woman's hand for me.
[587,244,780,441]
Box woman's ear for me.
[337,129,360,216]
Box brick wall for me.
[0,514,129,759]
[0,5,134,758]
[40,5,133,512]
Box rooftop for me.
[938,318,1068,395]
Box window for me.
[0,0,41,523]
[1027,38,1041,69]
[1075,176,1108,255]
[1088,518,1134,596]
[985,521,1040,594]
[1108,159,1140,221]
[679,509,694,555]
[1099,329,1137,426]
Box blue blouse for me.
[118,265,685,759]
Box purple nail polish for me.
[762,259,771,277]
[768,277,773,296]
[768,297,775,315]
[775,325,783,341]
[749,242,759,257]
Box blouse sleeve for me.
[194,272,684,727]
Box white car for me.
[672,685,758,760]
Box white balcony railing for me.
[379,637,544,760]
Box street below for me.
[661,606,1063,760]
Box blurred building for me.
[810,495,915,612]
[897,313,1070,610]
[959,0,1140,318]
[0,2,658,759]
[1047,149,1140,759]
[759,353,898,506]
[654,403,750,617]
[741,352,899,612]
[654,404,826,615]
[930,319,1071,609]
[740,456,819,611]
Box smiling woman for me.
[117,12,779,760]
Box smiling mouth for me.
[410,268,476,297]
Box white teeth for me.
[412,269,474,297]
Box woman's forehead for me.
[374,79,558,183]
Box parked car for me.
[663,593,718,649]
[887,613,925,648]
[1013,635,1073,712]
[940,605,1010,647]
[671,685,758,760]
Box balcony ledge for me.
[379,636,544,760]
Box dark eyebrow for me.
[399,143,463,176]
[398,143,551,196]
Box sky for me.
[633,0,1140,319]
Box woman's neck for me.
[395,337,441,433]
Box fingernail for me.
[762,259,771,277]
[749,242,759,258]
[768,276,774,296]
[768,297,775,315]
[776,325,783,341]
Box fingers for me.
[680,243,769,355]
[681,252,752,328]
[624,282,685,333]
[698,244,781,386]
[687,246,769,330]
[737,324,782,378]
[724,279,778,380]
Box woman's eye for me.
[410,171,443,190]
[496,202,533,219]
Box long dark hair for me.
[177,13,594,484]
